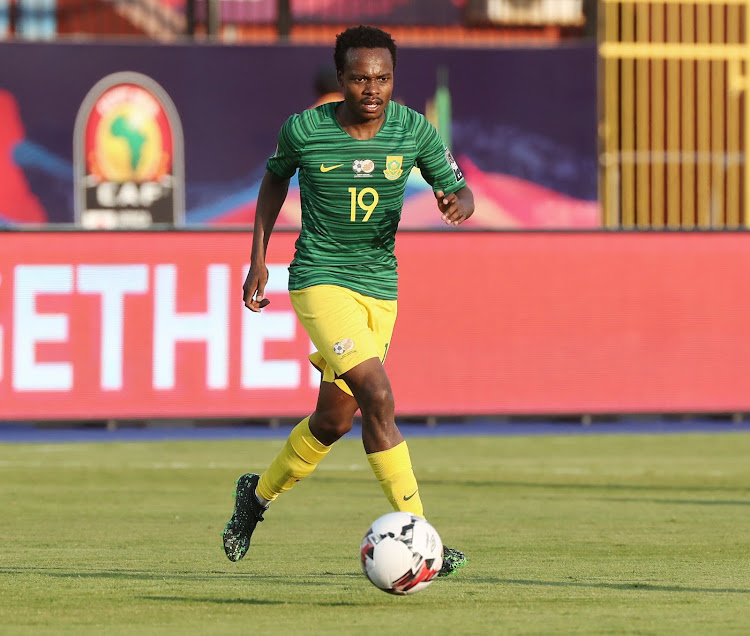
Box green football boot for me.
[222,473,266,562]
[438,546,467,577]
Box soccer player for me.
[223,25,474,577]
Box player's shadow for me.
[138,596,285,605]
[0,566,245,582]
[0,566,187,581]
[0,566,356,585]
[138,595,362,606]
[484,578,750,594]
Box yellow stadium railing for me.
[599,0,750,228]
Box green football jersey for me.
[267,100,466,300]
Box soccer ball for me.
[360,511,443,595]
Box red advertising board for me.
[1,231,750,420]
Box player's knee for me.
[358,384,395,421]
[310,410,353,445]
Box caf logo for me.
[88,91,169,183]
[74,72,184,228]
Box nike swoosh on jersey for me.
[403,490,418,501]
[320,164,344,172]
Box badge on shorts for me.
[383,156,403,181]
[333,339,355,355]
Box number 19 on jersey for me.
[349,187,379,222]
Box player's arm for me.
[409,110,473,226]
[436,185,474,226]
[243,170,291,312]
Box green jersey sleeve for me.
[266,113,308,179]
[410,112,466,195]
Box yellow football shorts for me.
[289,284,397,396]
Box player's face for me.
[338,48,394,123]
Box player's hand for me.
[243,263,271,312]
[436,190,470,226]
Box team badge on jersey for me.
[383,156,403,181]
[445,148,463,182]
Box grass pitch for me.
[1,429,749,635]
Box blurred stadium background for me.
[3,0,750,429]
[1,0,596,43]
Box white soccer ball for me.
[360,511,443,595]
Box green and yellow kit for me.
[267,100,466,300]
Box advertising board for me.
[1,231,747,419]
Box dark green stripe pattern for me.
[267,101,465,300]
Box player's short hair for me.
[334,25,398,73]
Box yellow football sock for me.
[366,441,424,517]
[256,416,331,502]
